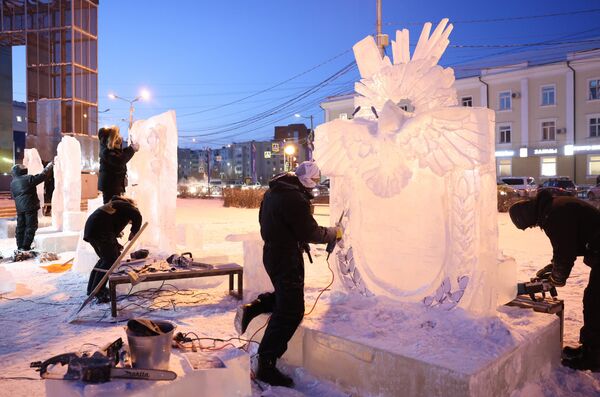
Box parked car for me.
[587,184,600,200]
[497,176,537,197]
[538,177,577,197]
[497,183,521,212]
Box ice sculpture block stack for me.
[127,110,178,254]
[314,19,516,316]
[51,136,85,232]
[23,148,45,216]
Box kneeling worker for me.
[84,196,142,303]
[10,162,53,252]
[509,189,600,372]
[236,161,341,387]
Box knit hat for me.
[509,200,537,230]
[295,161,320,188]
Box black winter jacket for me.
[83,198,142,242]
[259,173,336,249]
[98,129,135,193]
[10,166,51,213]
[535,190,600,279]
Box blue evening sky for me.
[11,0,600,148]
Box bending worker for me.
[509,189,600,372]
[235,161,340,387]
[84,196,142,303]
[10,162,53,252]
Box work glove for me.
[336,226,343,240]
[535,263,554,281]
[548,262,572,288]
[130,142,140,152]
[44,161,54,171]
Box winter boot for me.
[562,345,584,360]
[234,297,269,334]
[561,346,600,372]
[256,356,294,387]
[95,288,111,304]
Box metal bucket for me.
[126,320,176,370]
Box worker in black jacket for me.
[235,161,340,387]
[509,189,600,372]
[98,126,139,204]
[10,162,53,251]
[84,196,142,303]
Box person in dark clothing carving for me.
[10,162,54,251]
[509,189,600,372]
[98,126,139,204]
[235,161,341,387]
[84,196,142,303]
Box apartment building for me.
[320,48,600,185]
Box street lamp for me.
[284,144,296,171]
[294,113,314,160]
[108,89,151,131]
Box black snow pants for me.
[581,264,600,351]
[257,243,305,359]
[86,237,121,295]
[15,210,38,250]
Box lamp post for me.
[284,144,296,171]
[294,113,314,160]
[108,89,150,131]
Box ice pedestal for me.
[245,306,560,397]
[45,348,251,397]
[0,217,52,239]
[51,136,82,232]
[34,231,80,253]
[226,232,271,303]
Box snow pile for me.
[314,19,516,316]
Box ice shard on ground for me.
[314,19,516,316]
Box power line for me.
[385,8,600,26]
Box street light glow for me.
[140,89,151,101]
[284,145,296,155]
[108,93,116,99]
[294,113,301,118]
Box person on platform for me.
[10,162,54,252]
[234,161,341,387]
[509,189,600,372]
[84,196,142,303]
[98,126,139,204]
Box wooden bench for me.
[108,263,243,317]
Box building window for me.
[498,159,511,177]
[541,86,555,106]
[499,125,511,144]
[590,116,600,138]
[588,155,600,175]
[541,156,557,177]
[499,91,511,111]
[16,115,22,122]
[461,96,473,107]
[541,121,556,141]
[590,79,600,101]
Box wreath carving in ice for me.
[314,19,516,316]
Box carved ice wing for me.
[313,118,374,177]
[396,107,492,176]
[353,35,392,79]
[411,19,453,64]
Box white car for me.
[498,176,537,197]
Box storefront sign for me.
[573,145,600,152]
[264,151,272,159]
[495,150,514,157]
[533,148,558,155]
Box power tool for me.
[326,210,346,260]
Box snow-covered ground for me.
[0,199,599,396]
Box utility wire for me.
[385,8,600,26]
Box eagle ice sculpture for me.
[314,19,516,316]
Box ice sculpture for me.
[51,136,82,231]
[314,19,516,316]
[23,148,45,216]
[127,110,178,254]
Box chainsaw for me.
[30,338,177,383]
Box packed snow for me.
[0,199,598,396]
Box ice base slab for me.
[34,231,80,253]
[45,348,251,397]
[247,305,560,397]
[63,211,87,232]
[0,217,52,239]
